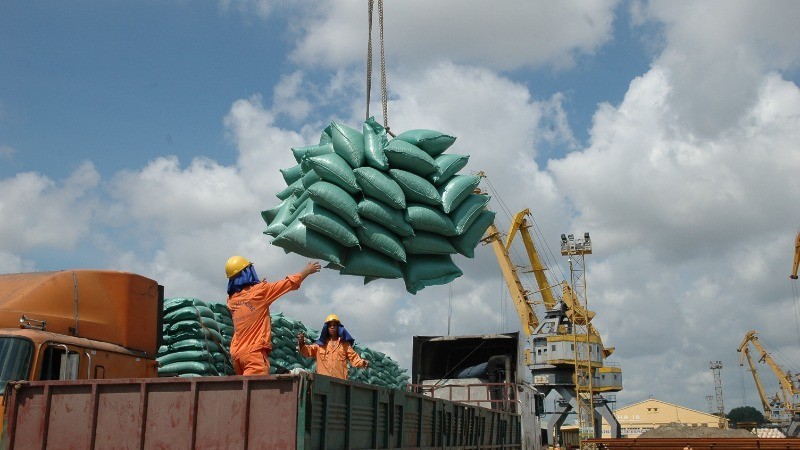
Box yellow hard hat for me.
[324,313,341,324]
[225,255,251,278]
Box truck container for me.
[2,372,522,449]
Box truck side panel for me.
[3,374,521,449]
[306,375,520,448]
[4,377,302,450]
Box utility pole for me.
[710,361,727,428]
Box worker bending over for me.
[297,314,369,380]
[226,255,321,375]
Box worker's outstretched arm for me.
[297,333,317,357]
[300,261,321,281]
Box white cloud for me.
[633,0,800,137]
[551,68,800,260]
[544,2,800,409]
[290,0,619,71]
[0,251,35,274]
[111,156,256,234]
[387,62,566,217]
[224,95,308,197]
[0,162,99,252]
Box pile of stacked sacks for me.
[266,312,409,389]
[157,298,235,377]
[158,302,409,388]
[348,346,409,389]
[262,118,496,294]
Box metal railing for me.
[408,382,518,413]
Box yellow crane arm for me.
[738,333,773,418]
[506,209,558,311]
[737,330,756,354]
[742,331,798,413]
[792,231,800,280]
[484,223,539,335]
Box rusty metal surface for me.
[583,437,800,449]
[4,375,301,450]
[3,374,524,449]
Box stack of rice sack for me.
[202,305,409,387]
[261,117,496,294]
[267,312,317,373]
[349,346,410,389]
[156,298,235,377]
[208,302,235,350]
[268,312,408,388]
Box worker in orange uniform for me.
[297,314,369,380]
[226,255,321,376]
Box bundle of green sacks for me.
[157,299,409,388]
[261,118,497,294]
[271,312,409,388]
[157,297,235,377]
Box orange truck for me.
[0,270,533,449]
[0,270,163,419]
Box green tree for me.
[727,406,766,427]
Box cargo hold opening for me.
[412,333,519,383]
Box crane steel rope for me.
[365,0,393,136]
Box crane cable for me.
[365,0,394,137]
[793,229,800,349]
[793,278,800,351]
[481,174,567,303]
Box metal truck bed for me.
[2,373,522,449]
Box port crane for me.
[737,330,800,436]
[483,208,621,446]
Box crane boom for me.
[505,209,559,310]
[738,332,774,419]
[488,208,616,358]
[738,330,800,418]
[484,222,539,335]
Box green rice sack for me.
[353,167,406,210]
[449,210,496,258]
[401,254,463,295]
[356,197,415,237]
[394,129,456,157]
[389,169,442,206]
[329,121,366,168]
[363,116,389,170]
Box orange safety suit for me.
[299,337,367,380]
[227,273,303,375]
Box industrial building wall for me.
[601,398,724,438]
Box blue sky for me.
[3,0,800,419]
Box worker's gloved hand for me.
[297,333,305,347]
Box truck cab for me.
[0,328,159,384]
[0,270,163,387]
